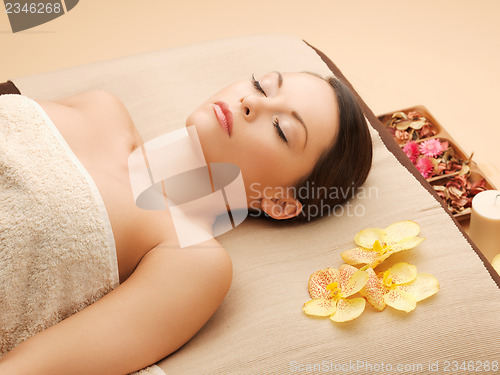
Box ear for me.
[260,196,303,220]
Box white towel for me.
[0,94,168,374]
[0,94,119,355]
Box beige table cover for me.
[11,34,500,374]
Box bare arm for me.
[0,239,232,375]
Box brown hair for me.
[291,75,373,222]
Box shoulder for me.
[34,89,130,123]
[115,238,233,356]
[136,238,233,298]
[34,89,131,125]
[53,89,124,109]
[37,89,142,146]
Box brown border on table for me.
[303,39,500,288]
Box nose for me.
[240,95,262,123]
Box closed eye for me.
[251,74,267,97]
[273,118,288,144]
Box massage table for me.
[2,34,499,374]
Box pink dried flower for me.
[394,129,410,143]
[436,162,447,175]
[435,190,446,200]
[418,139,444,157]
[470,179,487,196]
[407,111,422,120]
[415,157,434,178]
[444,162,462,174]
[402,141,419,164]
[418,124,437,138]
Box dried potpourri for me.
[402,138,471,180]
[401,137,488,215]
[384,111,437,145]
[428,141,474,179]
[382,108,492,218]
[433,175,487,215]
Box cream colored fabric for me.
[132,364,165,375]
[0,94,118,355]
[12,35,500,374]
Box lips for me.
[213,101,233,136]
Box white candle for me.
[469,190,500,263]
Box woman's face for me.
[186,71,339,208]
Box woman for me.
[0,71,372,374]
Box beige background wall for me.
[1,0,499,187]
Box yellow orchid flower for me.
[303,265,368,322]
[341,220,425,268]
[492,254,500,276]
[361,262,439,312]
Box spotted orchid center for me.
[382,270,397,288]
[326,281,342,300]
[373,240,390,255]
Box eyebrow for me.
[274,71,308,148]
[292,111,308,147]
[275,70,283,88]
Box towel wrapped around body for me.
[0,94,165,375]
[0,94,119,355]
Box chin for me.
[186,105,230,163]
[193,125,221,166]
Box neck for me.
[128,126,248,247]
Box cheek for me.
[233,142,294,186]
[186,103,213,129]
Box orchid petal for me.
[339,263,358,279]
[330,298,366,322]
[341,247,380,266]
[354,228,386,249]
[398,273,439,302]
[383,220,421,245]
[338,264,357,291]
[390,236,425,251]
[387,262,418,285]
[339,266,369,298]
[303,298,337,317]
[384,289,417,312]
[308,268,339,299]
[368,250,395,269]
[368,239,423,269]
[360,268,387,311]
